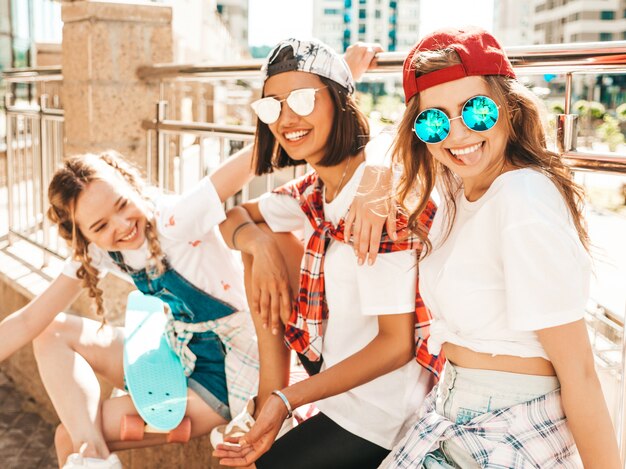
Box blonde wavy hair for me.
[394,49,589,254]
[47,151,165,318]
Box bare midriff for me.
[443,343,556,376]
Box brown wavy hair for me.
[47,151,165,318]
[394,49,589,254]
[252,46,370,175]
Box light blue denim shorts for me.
[424,362,561,469]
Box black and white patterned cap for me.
[261,38,355,95]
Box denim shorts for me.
[424,362,561,469]
[187,329,231,421]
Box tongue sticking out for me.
[457,150,481,166]
[453,143,483,166]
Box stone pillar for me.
[61,1,173,166]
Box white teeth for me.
[284,130,309,141]
[450,142,482,156]
[120,225,137,242]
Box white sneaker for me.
[210,397,293,448]
[62,453,122,469]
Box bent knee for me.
[55,422,72,449]
[32,312,72,352]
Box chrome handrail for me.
[562,151,626,175]
[136,41,626,175]
[1,66,62,82]
[136,41,626,80]
[2,41,625,80]
[141,119,255,138]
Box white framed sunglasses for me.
[251,87,327,125]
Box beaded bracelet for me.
[271,389,293,419]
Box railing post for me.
[146,129,153,185]
[5,93,14,245]
[156,100,168,191]
[556,73,578,154]
[564,72,573,115]
[556,114,578,153]
[39,94,50,267]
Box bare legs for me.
[242,224,303,417]
[34,313,123,463]
[33,313,227,468]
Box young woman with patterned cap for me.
[213,38,442,469]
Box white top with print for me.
[62,177,248,312]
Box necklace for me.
[328,157,352,202]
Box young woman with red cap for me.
[213,37,442,469]
[378,26,619,468]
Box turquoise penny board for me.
[123,291,187,431]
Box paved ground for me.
[0,370,58,469]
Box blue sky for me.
[248,0,495,46]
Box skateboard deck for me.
[123,291,187,431]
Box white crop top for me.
[420,168,591,359]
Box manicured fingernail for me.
[262,323,267,329]
[368,258,374,265]
[272,328,279,335]
[391,232,397,240]
[358,257,364,266]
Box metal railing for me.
[138,41,626,179]
[2,69,65,261]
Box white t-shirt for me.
[62,178,248,312]
[259,163,431,450]
[420,168,591,359]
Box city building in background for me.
[0,0,62,71]
[493,0,533,46]
[169,0,249,62]
[313,0,419,52]
[527,0,626,110]
[532,0,626,43]
[0,0,62,147]
[217,0,249,48]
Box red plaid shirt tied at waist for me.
[273,171,445,378]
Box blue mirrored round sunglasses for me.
[413,95,499,144]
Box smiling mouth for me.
[447,142,483,163]
[283,130,310,142]
[119,224,137,242]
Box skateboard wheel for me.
[120,415,145,441]
[166,417,191,443]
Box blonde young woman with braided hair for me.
[0,147,260,469]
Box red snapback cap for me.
[402,26,516,103]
